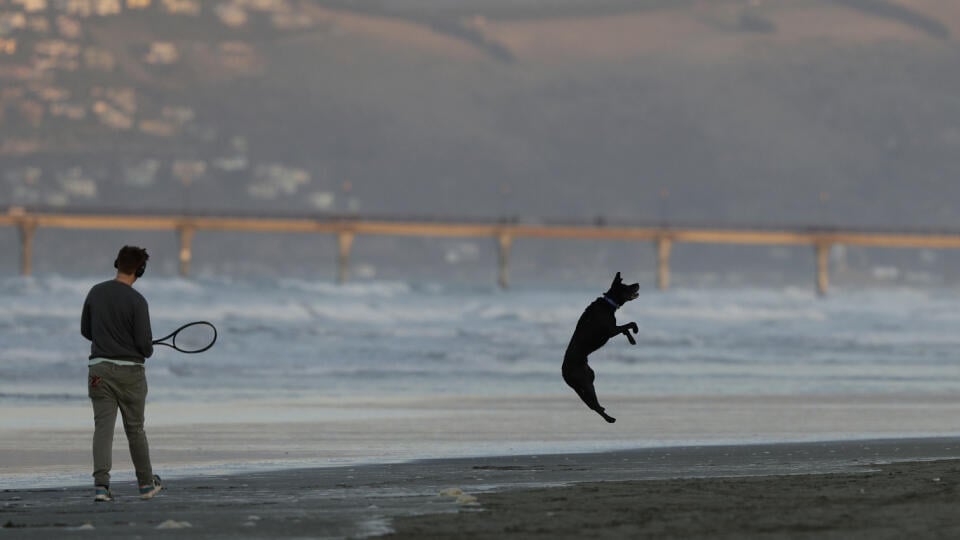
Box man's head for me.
[114,245,149,279]
[604,272,640,306]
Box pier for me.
[4,207,960,294]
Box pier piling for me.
[656,237,673,291]
[337,230,355,284]
[497,232,513,289]
[177,225,195,277]
[18,219,36,277]
[815,242,831,296]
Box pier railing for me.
[5,207,960,294]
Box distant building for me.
[13,0,48,13]
[161,0,199,16]
[56,15,83,39]
[33,39,81,71]
[94,0,122,16]
[1,87,26,100]
[92,100,133,129]
[237,0,287,11]
[54,0,95,17]
[272,12,312,30]
[0,12,28,34]
[18,99,45,127]
[32,85,70,101]
[212,156,248,172]
[84,46,116,70]
[49,102,87,119]
[123,159,161,187]
[214,3,246,28]
[57,167,98,198]
[219,41,256,70]
[309,191,335,211]
[248,164,311,199]
[27,16,50,33]
[145,41,178,64]
[138,118,177,137]
[161,105,194,124]
[172,160,207,184]
[91,86,136,113]
[0,38,16,55]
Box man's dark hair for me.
[114,245,149,276]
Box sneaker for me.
[94,485,113,502]
[139,475,163,500]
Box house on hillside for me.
[145,41,178,64]
[138,118,176,137]
[214,3,246,27]
[161,0,199,16]
[0,38,17,55]
[0,12,27,34]
[57,167,98,199]
[84,46,115,70]
[161,105,194,125]
[54,0,94,17]
[49,101,87,120]
[56,15,82,38]
[33,39,81,71]
[219,41,256,71]
[92,100,133,129]
[12,0,47,13]
[31,85,70,102]
[272,11,312,30]
[172,160,207,185]
[94,0,122,16]
[27,16,50,32]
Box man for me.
[81,245,162,502]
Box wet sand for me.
[386,456,960,539]
[2,437,959,539]
[5,392,960,490]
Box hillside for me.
[3,0,960,282]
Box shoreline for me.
[4,392,960,490]
[3,437,959,538]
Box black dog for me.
[562,272,639,423]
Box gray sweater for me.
[81,280,154,363]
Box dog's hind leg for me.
[576,384,616,424]
[563,364,616,423]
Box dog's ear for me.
[613,272,622,285]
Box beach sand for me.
[2,437,959,538]
[386,456,960,540]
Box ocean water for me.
[2,276,960,488]
[2,275,958,404]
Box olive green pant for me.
[88,363,153,487]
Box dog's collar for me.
[602,295,620,309]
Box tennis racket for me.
[153,321,218,353]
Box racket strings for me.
[154,321,217,353]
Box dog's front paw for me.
[627,322,639,334]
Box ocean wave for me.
[636,304,826,322]
[2,279,959,405]
[277,278,412,297]
[0,392,86,402]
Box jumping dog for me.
[562,272,639,423]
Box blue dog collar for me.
[602,295,620,309]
